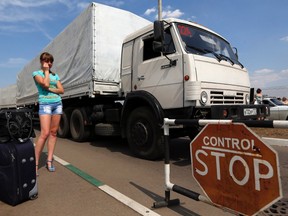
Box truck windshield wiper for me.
[185,45,222,62]
[219,54,244,68]
[219,54,234,65]
[236,60,244,69]
[204,49,222,62]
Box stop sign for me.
[191,123,282,216]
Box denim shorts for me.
[39,101,63,115]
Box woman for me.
[33,52,64,174]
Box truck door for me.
[132,27,184,109]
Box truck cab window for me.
[143,28,175,61]
[163,28,175,54]
[143,36,161,61]
[177,23,242,67]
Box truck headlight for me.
[200,91,208,105]
[245,94,250,104]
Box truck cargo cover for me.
[16,2,150,106]
[0,84,17,108]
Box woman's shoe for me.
[46,160,55,172]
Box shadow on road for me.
[89,135,134,156]
[169,137,192,166]
[130,181,201,216]
[89,135,193,165]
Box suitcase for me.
[0,108,35,143]
[0,139,38,206]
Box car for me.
[262,97,288,120]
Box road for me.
[1,132,288,216]
[54,135,232,216]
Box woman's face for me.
[41,59,53,69]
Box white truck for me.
[0,2,268,159]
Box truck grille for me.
[210,91,244,104]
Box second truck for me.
[0,3,268,159]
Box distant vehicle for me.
[263,98,288,120]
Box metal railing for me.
[153,118,288,215]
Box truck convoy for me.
[0,2,268,160]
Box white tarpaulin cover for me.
[15,2,150,106]
[0,84,17,108]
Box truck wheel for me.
[58,108,72,138]
[70,108,91,141]
[126,107,164,160]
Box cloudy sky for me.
[0,0,288,97]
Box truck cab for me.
[120,18,268,159]
[122,18,267,119]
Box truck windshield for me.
[176,23,243,67]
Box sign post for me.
[191,123,282,215]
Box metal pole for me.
[158,0,162,21]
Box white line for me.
[52,154,161,216]
[262,137,288,147]
[53,155,70,166]
[201,146,262,157]
[99,185,161,216]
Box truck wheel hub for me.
[131,122,148,146]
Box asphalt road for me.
[1,132,287,216]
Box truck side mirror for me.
[154,20,164,42]
[153,20,166,53]
[233,47,239,60]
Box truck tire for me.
[70,108,91,141]
[95,123,120,136]
[57,108,73,138]
[126,107,164,160]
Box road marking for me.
[53,155,70,166]
[53,155,161,216]
[66,164,104,187]
[262,137,288,147]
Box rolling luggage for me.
[0,139,38,206]
[0,108,35,143]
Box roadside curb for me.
[52,155,161,216]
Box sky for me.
[0,0,288,97]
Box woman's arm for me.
[34,63,50,89]
[48,80,64,94]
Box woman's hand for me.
[49,81,64,94]
[42,62,50,72]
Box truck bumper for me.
[210,104,269,120]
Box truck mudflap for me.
[210,104,269,120]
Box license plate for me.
[244,108,257,116]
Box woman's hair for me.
[256,88,262,94]
[40,52,54,63]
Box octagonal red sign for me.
[191,123,282,215]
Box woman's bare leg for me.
[46,114,61,167]
[35,115,51,169]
